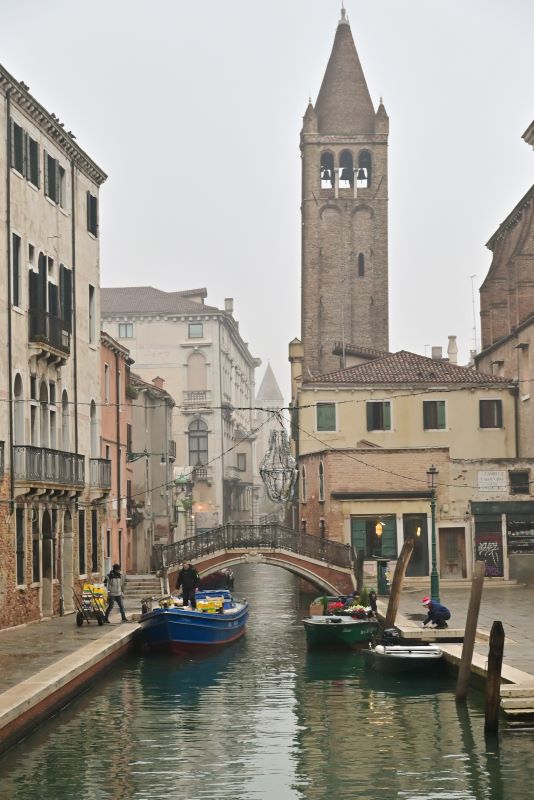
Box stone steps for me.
[124,574,162,600]
[500,684,534,726]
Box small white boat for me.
[364,642,443,673]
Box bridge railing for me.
[153,523,354,572]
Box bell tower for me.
[301,8,389,376]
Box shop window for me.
[480,399,503,428]
[423,400,446,430]
[351,516,397,558]
[316,402,336,431]
[366,401,391,431]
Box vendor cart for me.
[73,582,108,626]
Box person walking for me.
[176,560,200,609]
[421,596,451,629]
[103,563,129,623]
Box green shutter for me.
[437,401,446,429]
[384,402,391,430]
[381,517,397,557]
[351,518,366,555]
[317,403,335,431]
[366,403,373,431]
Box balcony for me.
[90,458,112,490]
[182,390,212,407]
[28,308,70,356]
[0,441,4,477]
[193,465,213,483]
[13,445,84,487]
[224,465,242,481]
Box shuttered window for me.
[87,192,98,236]
[59,265,72,330]
[12,233,21,307]
[316,402,336,431]
[423,400,446,430]
[27,135,39,187]
[11,121,24,173]
[366,401,391,431]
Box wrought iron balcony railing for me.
[28,308,71,354]
[89,458,112,490]
[13,445,84,486]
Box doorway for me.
[439,527,466,578]
[42,509,54,616]
[403,514,429,577]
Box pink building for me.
[100,333,134,572]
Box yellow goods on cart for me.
[73,582,108,626]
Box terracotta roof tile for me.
[332,341,390,360]
[101,286,219,315]
[307,350,514,386]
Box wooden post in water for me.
[485,620,505,735]
[455,559,486,703]
[384,537,415,628]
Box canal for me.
[0,564,533,799]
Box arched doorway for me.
[62,509,74,613]
[42,509,54,616]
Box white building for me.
[101,287,260,532]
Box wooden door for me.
[439,527,466,578]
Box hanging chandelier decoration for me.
[260,428,298,503]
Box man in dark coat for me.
[422,596,451,629]
[176,561,200,609]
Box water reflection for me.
[0,564,533,800]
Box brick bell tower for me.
[301,7,389,377]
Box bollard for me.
[485,620,505,736]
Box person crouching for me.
[422,596,451,629]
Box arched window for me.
[339,150,354,188]
[301,465,307,502]
[320,151,334,188]
[358,253,365,277]
[13,374,24,445]
[187,351,207,392]
[62,390,70,451]
[188,418,208,466]
[90,400,98,458]
[319,461,325,502]
[39,381,49,447]
[357,150,372,188]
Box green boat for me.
[303,615,380,650]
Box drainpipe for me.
[6,87,14,514]
[70,159,79,456]
[115,351,121,521]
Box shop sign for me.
[477,470,507,492]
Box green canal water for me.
[1,564,533,800]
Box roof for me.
[256,364,284,407]
[101,286,219,316]
[129,372,175,404]
[485,183,534,252]
[314,11,376,135]
[305,350,514,387]
[332,342,390,360]
[100,331,134,364]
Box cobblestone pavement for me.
[396,582,534,675]
[0,597,138,694]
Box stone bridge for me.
[153,524,356,596]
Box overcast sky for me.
[2,0,532,401]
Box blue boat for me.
[139,590,249,653]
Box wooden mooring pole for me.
[355,549,365,594]
[455,559,486,703]
[485,621,505,736]
[384,537,414,629]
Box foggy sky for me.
[1,0,532,401]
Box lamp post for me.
[426,464,440,602]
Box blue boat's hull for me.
[139,603,249,653]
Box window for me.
[423,400,446,430]
[91,510,98,573]
[358,252,365,277]
[319,462,325,501]
[510,471,530,495]
[480,399,503,428]
[320,151,334,188]
[106,530,111,559]
[118,323,133,338]
[32,515,40,583]
[339,149,354,188]
[12,233,21,307]
[237,453,246,472]
[87,192,98,236]
[16,508,25,585]
[58,165,66,208]
[59,265,72,330]
[316,402,336,431]
[351,516,397,558]
[44,151,61,203]
[11,121,24,173]
[27,136,39,187]
[319,518,326,538]
[126,424,132,456]
[301,466,307,502]
[78,510,86,575]
[188,322,203,338]
[189,418,208,466]
[88,285,95,344]
[366,401,391,431]
[104,364,110,402]
[357,150,372,187]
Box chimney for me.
[431,346,442,360]
[447,335,458,365]
[152,376,165,390]
[224,298,234,314]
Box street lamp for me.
[426,464,440,602]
